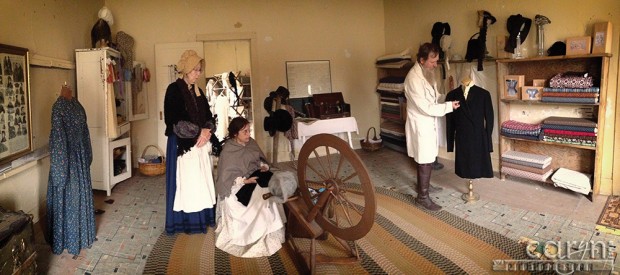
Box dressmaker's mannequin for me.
[461,77,473,99]
[60,85,73,100]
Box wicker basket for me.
[139,145,166,176]
[360,127,383,152]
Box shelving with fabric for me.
[496,54,613,198]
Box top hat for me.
[263,109,293,137]
[505,14,532,53]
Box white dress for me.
[173,144,217,212]
[215,179,286,258]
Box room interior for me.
[1,0,620,273]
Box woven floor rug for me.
[597,196,620,230]
[143,186,528,274]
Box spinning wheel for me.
[285,134,376,273]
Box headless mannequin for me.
[60,85,73,100]
[461,77,473,99]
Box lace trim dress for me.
[215,180,286,258]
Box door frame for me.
[196,32,259,139]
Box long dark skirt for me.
[165,135,216,234]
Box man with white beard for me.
[404,43,460,211]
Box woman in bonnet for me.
[163,50,218,234]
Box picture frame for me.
[0,44,32,166]
[521,86,542,101]
[592,22,613,54]
[566,36,592,55]
[533,79,546,87]
[503,75,524,100]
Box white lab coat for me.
[404,62,454,164]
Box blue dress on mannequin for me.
[47,94,96,255]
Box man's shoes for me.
[432,159,444,170]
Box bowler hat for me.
[505,14,532,53]
[263,109,293,137]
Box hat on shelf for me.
[263,109,293,137]
[547,41,566,56]
[176,50,204,75]
[505,14,532,53]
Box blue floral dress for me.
[47,96,96,255]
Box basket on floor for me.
[139,145,166,176]
[360,127,383,152]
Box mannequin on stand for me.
[47,83,96,255]
[445,76,494,203]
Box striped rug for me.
[143,187,528,274]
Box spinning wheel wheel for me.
[285,133,376,273]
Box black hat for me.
[505,14,532,53]
[547,41,566,56]
[263,109,293,137]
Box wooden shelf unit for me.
[496,54,612,195]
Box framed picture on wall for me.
[0,44,32,166]
[503,75,524,100]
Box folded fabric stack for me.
[377,76,405,96]
[541,116,597,147]
[541,87,600,104]
[376,48,413,69]
[500,120,542,141]
[551,168,592,195]
[379,119,407,153]
[501,150,553,183]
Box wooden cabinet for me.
[376,63,412,152]
[496,54,612,196]
[76,48,134,196]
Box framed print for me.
[286,60,332,99]
[0,44,32,166]
[592,22,612,54]
[503,75,524,100]
[521,86,542,101]
[566,36,592,55]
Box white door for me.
[154,42,203,155]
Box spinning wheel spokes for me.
[297,134,376,241]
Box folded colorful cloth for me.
[541,124,597,133]
[502,161,552,175]
[501,127,541,136]
[501,166,553,183]
[543,129,596,137]
[502,150,552,166]
[501,120,542,131]
[501,157,549,169]
[543,116,597,128]
[541,97,598,104]
[541,92,599,98]
[543,87,600,93]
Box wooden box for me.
[592,22,612,54]
[0,207,37,274]
[566,36,592,55]
[503,75,524,100]
[521,86,542,101]
[533,79,546,87]
[305,92,351,119]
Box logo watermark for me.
[493,240,615,274]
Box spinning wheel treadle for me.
[286,133,376,273]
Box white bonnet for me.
[98,6,114,26]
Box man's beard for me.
[422,67,436,84]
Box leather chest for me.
[0,207,36,275]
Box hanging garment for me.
[445,85,494,178]
[47,96,96,255]
[215,93,230,140]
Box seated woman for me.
[215,117,286,258]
